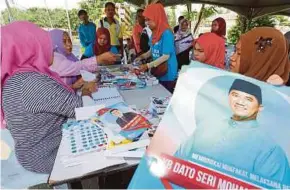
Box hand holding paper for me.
[80,70,96,82]
[81,82,98,97]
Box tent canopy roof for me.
[129,0,290,18]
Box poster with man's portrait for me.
[96,102,151,154]
[129,62,290,189]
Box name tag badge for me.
[153,49,160,58]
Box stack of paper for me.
[145,76,159,86]
[148,96,171,115]
[74,102,151,159]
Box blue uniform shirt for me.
[84,46,119,58]
[78,22,96,57]
[150,29,178,82]
[110,46,119,54]
[175,118,290,184]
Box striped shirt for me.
[2,72,83,173]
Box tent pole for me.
[65,0,73,40]
[44,0,53,29]
[186,3,192,30]
[5,0,13,22]
[245,8,254,32]
[186,3,191,12]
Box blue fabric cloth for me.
[84,46,119,58]
[150,29,178,82]
[78,22,96,58]
[175,118,290,184]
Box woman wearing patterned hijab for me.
[175,18,194,70]
[230,27,290,85]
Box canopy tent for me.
[277,8,290,17]
[129,0,290,19]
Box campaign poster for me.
[95,102,151,154]
[129,62,290,189]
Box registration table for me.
[48,84,171,187]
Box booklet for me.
[129,62,290,189]
[94,102,152,155]
[148,96,171,115]
[91,86,124,106]
[114,78,146,90]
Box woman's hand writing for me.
[72,78,85,89]
[81,82,98,97]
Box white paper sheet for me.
[49,138,126,183]
[80,70,96,82]
[75,105,105,121]
[91,87,124,106]
[49,83,171,184]
[104,149,145,158]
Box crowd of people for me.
[1,1,290,175]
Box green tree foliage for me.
[1,7,80,31]
[275,15,290,26]
[194,5,217,34]
[228,15,276,44]
[78,0,104,23]
[0,0,124,31]
[182,4,217,34]
[78,0,125,23]
[183,10,198,21]
[166,6,177,28]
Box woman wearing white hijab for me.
[174,18,194,70]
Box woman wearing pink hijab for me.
[1,21,96,173]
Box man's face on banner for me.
[229,90,261,118]
[111,110,123,118]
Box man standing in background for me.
[77,10,96,60]
[98,2,124,56]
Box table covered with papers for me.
[48,66,171,185]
